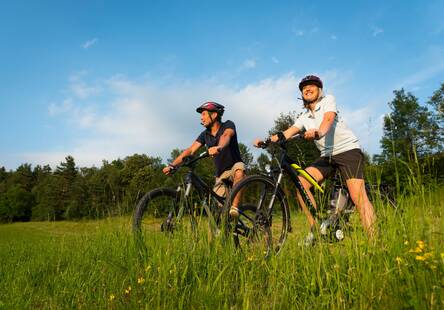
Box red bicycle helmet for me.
[196,101,225,116]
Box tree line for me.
[1,86,443,223]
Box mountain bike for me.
[227,133,394,255]
[133,150,256,247]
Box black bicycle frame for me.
[186,171,225,206]
[266,142,319,218]
[177,151,226,207]
[281,155,318,216]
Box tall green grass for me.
[0,186,443,309]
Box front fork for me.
[173,182,192,220]
[254,173,284,228]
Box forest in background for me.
[1,85,443,223]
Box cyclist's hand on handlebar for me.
[304,129,319,141]
[208,146,221,157]
[253,138,270,148]
[253,138,264,148]
[270,134,279,143]
[253,135,279,148]
[162,165,176,175]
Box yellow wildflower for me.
[124,286,132,294]
[409,247,422,254]
[404,240,409,245]
[395,256,403,265]
[424,252,434,259]
[109,294,115,301]
[415,255,426,261]
[137,277,145,285]
[416,240,425,250]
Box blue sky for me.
[1,1,443,169]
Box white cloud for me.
[82,38,98,49]
[24,72,386,168]
[69,72,101,99]
[48,98,73,116]
[26,74,302,167]
[340,105,384,155]
[294,30,304,36]
[240,58,257,70]
[372,26,384,37]
[397,60,444,89]
[292,26,320,38]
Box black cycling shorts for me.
[309,148,365,180]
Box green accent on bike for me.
[290,163,324,193]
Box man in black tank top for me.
[162,101,246,217]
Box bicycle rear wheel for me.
[133,187,196,235]
[229,175,290,257]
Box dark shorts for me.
[310,148,365,180]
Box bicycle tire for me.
[229,175,290,257]
[133,187,197,234]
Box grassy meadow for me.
[0,186,443,309]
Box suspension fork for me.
[254,171,284,220]
[175,173,195,219]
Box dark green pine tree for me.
[54,155,79,219]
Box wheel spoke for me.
[229,175,289,257]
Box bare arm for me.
[208,128,234,156]
[253,126,301,147]
[282,126,301,141]
[162,141,202,175]
[304,111,336,140]
[318,111,336,136]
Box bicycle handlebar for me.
[168,150,210,174]
[258,133,303,149]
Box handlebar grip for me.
[258,138,271,149]
[258,141,268,149]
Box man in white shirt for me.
[254,75,376,242]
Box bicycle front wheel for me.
[133,187,196,235]
[229,175,290,257]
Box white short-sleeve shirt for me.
[293,94,360,156]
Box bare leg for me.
[346,178,376,238]
[231,169,246,210]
